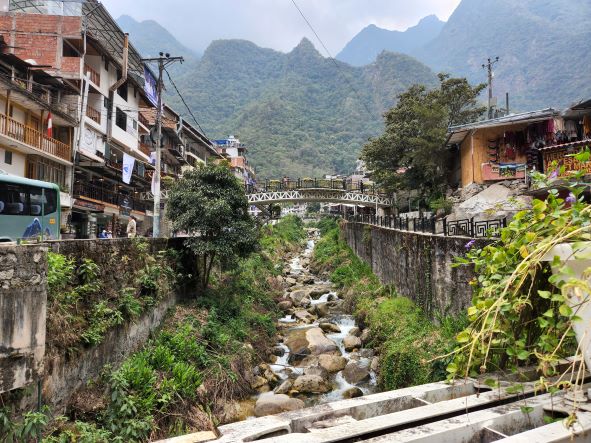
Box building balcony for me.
[0,112,71,164]
[83,63,101,87]
[73,182,147,213]
[86,104,101,125]
[139,142,152,157]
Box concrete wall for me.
[342,222,490,318]
[0,244,47,394]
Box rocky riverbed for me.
[250,228,378,417]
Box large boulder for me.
[285,328,339,364]
[314,302,329,318]
[292,375,331,394]
[290,289,308,305]
[342,360,370,385]
[349,327,361,337]
[318,354,347,373]
[285,277,297,286]
[309,287,330,299]
[294,310,315,324]
[274,379,293,395]
[319,322,341,334]
[278,300,293,312]
[254,393,305,417]
[304,365,329,381]
[343,335,362,352]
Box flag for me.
[46,112,52,138]
[122,153,135,185]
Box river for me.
[249,228,378,417]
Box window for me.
[29,188,57,215]
[117,83,128,101]
[26,156,67,189]
[132,119,137,130]
[0,184,26,215]
[4,150,12,165]
[115,107,127,131]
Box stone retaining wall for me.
[341,222,491,318]
[0,238,194,414]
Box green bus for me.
[0,173,61,242]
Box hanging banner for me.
[151,169,157,194]
[122,153,135,184]
[144,65,158,107]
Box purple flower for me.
[549,169,559,180]
[566,192,576,204]
[465,240,476,250]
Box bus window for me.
[29,187,57,215]
[0,185,27,215]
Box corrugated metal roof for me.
[448,108,559,137]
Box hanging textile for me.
[122,153,135,185]
[583,115,591,137]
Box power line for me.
[289,0,377,119]
[163,67,209,138]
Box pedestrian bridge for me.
[246,179,394,208]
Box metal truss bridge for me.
[246,179,394,208]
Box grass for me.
[311,217,466,390]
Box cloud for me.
[101,0,461,54]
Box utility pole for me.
[141,53,183,238]
[482,56,499,119]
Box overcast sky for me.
[101,0,461,54]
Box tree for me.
[167,164,258,290]
[361,74,486,198]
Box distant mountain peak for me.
[337,15,445,66]
[292,37,318,52]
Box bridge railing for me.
[346,214,506,239]
[246,179,388,195]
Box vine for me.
[446,151,591,424]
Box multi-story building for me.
[0,47,77,224]
[214,135,255,185]
[0,0,167,237]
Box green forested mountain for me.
[117,16,437,177]
[339,0,591,111]
[415,0,591,111]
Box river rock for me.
[292,375,331,394]
[272,346,286,357]
[349,327,361,337]
[371,356,379,371]
[343,360,370,385]
[250,375,268,389]
[343,335,362,352]
[254,393,305,417]
[359,349,375,359]
[274,379,293,395]
[285,277,297,286]
[309,287,330,299]
[318,354,347,373]
[285,327,339,363]
[300,297,312,309]
[360,328,371,345]
[304,365,329,380]
[278,300,293,312]
[290,289,308,305]
[342,387,364,399]
[314,302,329,318]
[302,276,315,285]
[319,322,341,333]
[307,328,339,355]
[294,310,315,324]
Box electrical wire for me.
[289,0,377,119]
[163,67,209,138]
